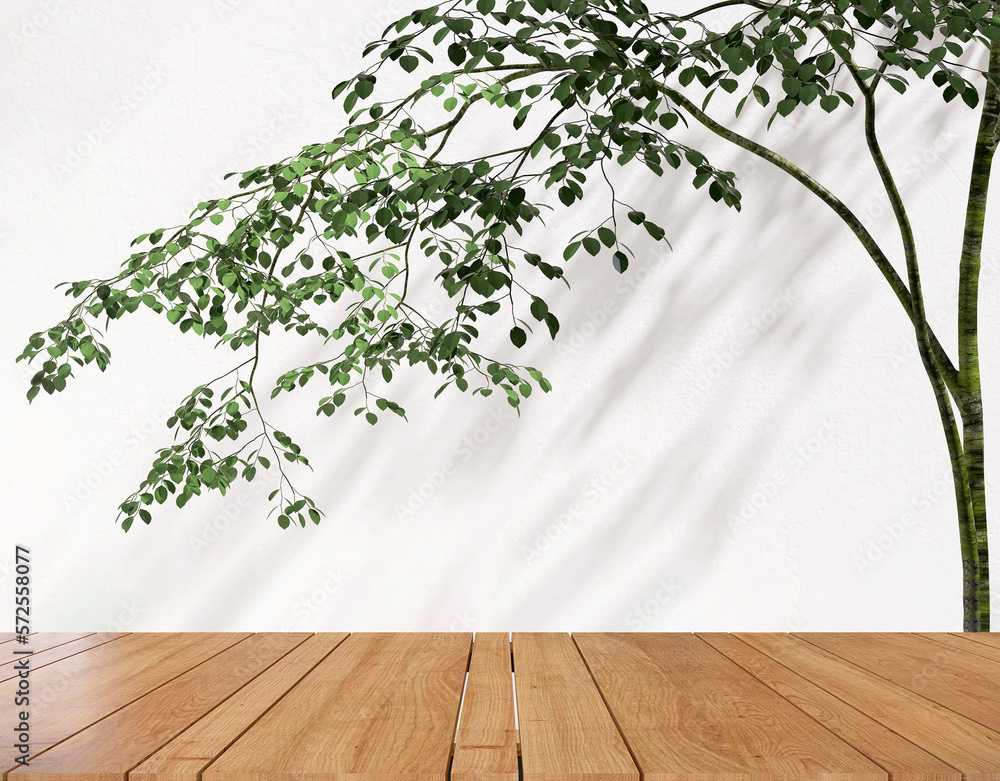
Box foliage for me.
[17,0,1000,532]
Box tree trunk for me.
[957,39,1000,631]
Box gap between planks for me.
[449,632,523,779]
[12,634,997,780]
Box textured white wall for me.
[2,0,997,631]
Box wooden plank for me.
[797,632,1000,733]
[916,632,1000,666]
[0,634,128,682]
[700,632,960,781]
[0,635,18,645]
[0,635,92,657]
[513,633,638,781]
[131,633,349,781]
[0,632,251,774]
[574,633,884,781]
[9,633,311,781]
[737,632,1000,781]
[954,631,1000,652]
[452,632,518,781]
[202,632,471,781]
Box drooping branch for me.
[645,74,961,398]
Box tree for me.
[16,0,1000,630]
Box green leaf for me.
[612,251,629,273]
[836,90,855,107]
[775,98,797,117]
[544,312,559,339]
[510,326,527,347]
[659,112,679,130]
[782,77,802,96]
[643,220,665,241]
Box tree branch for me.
[643,75,960,398]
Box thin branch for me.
[642,73,960,397]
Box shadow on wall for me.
[147,65,963,631]
[416,86,963,630]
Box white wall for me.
[2,0,997,632]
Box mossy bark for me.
[648,42,997,629]
[957,39,1000,631]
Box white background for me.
[2,0,997,631]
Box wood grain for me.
[796,632,1000,732]
[202,632,471,781]
[952,631,1000,652]
[738,632,1000,781]
[0,632,251,774]
[452,632,519,781]
[0,634,94,659]
[130,633,348,781]
[916,632,1000,665]
[8,634,309,781]
[700,632,960,781]
[575,633,884,781]
[513,633,638,781]
[0,634,128,682]
[1,632,996,778]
